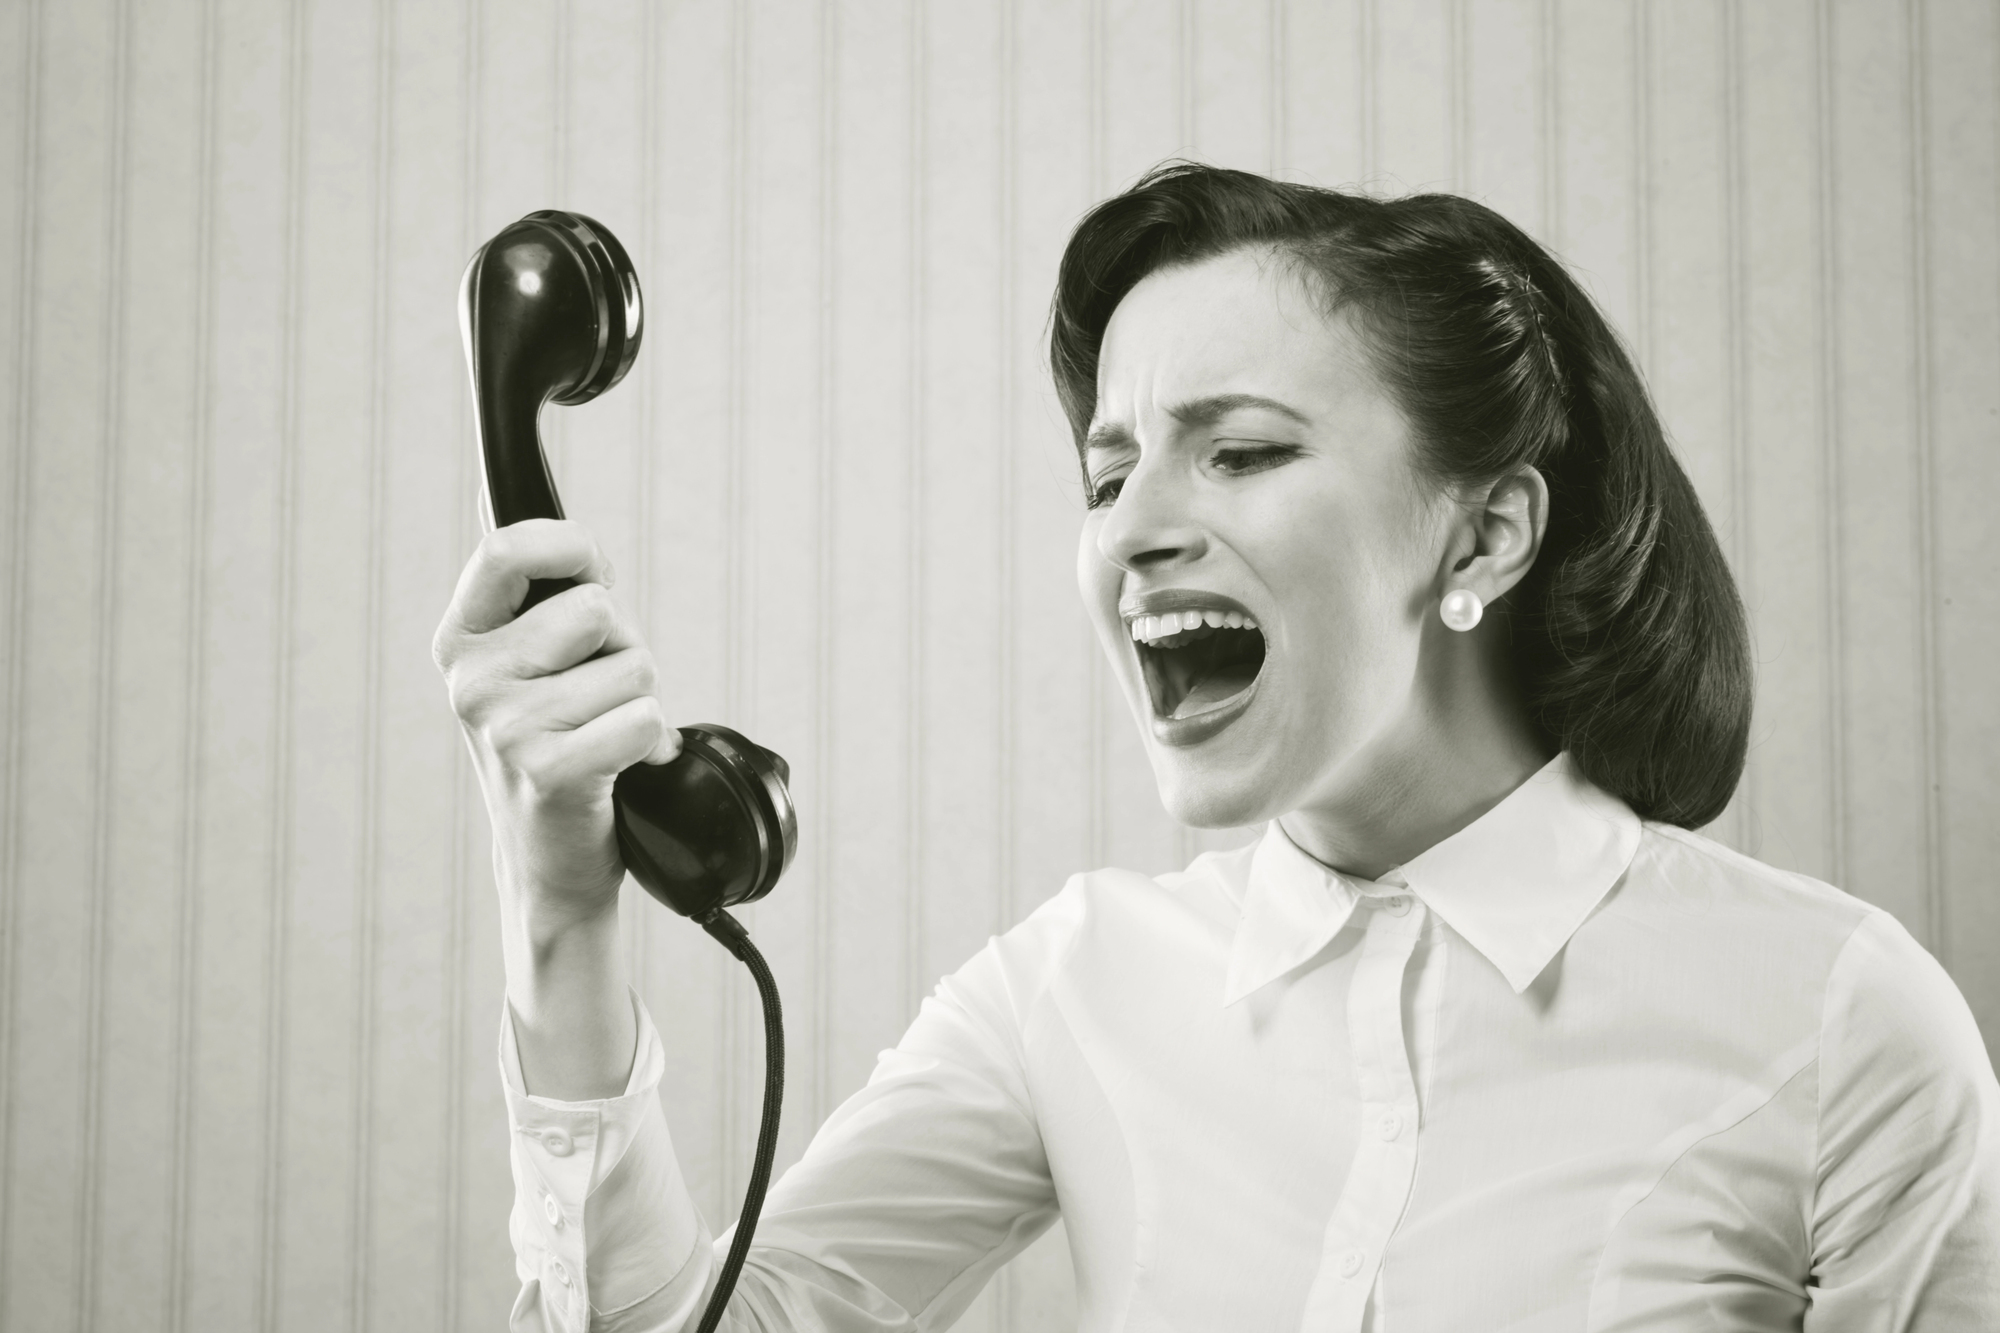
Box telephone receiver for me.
[458,209,797,922]
[461,210,788,1333]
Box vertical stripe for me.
[996,0,1018,1320]
[1540,0,1562,247]
[348,0,396,1326]
[1812,0,1847,890]
[167,0,221,1326]
[1721,0,1752,855]
[258,0,310,1323]
[77,0,134,1325]
[1458,0,1473,192]
[996,0,1017,943]
[1633,0,1653,375]
[1907,0,1943,957]
[0,0,42,1304]
[552,0,569,206]
[1180,0,1196,154]
[1360,0,1377,183]
[814,0,837,1127]
[439,3,482,1326]
[906,0,927,1020]
[1269,0,1286,174]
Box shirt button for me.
[1383,894,1410,916]
[544,1194,563,1228]
[541,1127,574,1157]
[1337,1247,1365,1278]
[1376,1111,1404,1140]
[552,1259,571,1287]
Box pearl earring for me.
[1440,588,1484,632]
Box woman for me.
[434,165,2000,1331]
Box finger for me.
[489,580,645,679]
[444,520,616,638]
[510,646,661,734]
[535,694,675,787]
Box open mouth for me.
[1130,610,1268,720]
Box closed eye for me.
[1210,442,1302,476]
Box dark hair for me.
[1050,163,1750,829]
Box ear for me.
[1444,465,1548,605]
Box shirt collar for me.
[1222,824,1364,1006]
[1221,753,1641,1004]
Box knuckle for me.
[570,581,614,623]
[450,667,508,730]
[478,523,523,566]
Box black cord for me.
[693,908,785,1333]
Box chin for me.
[1148,745,1301,830]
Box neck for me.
[1278,616,1554,880]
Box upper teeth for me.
[1130,608,1257,643]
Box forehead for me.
[1093,248,1377,423]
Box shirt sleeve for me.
[1805,909,2000,1330]
[500,885,1081,1333]
[500,988,712,1333]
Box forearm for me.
[499,859,638,1102]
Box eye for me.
[1085,471,1127,510]
[1210,441,1300,476]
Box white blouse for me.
[500,754,2000,1331]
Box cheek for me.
[1259,487,1436,689]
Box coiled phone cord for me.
[694,908,785,1333]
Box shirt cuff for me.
[500,988,710,1326]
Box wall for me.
[2,1,1995,1329]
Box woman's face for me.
[1077,248,1453,829]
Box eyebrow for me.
[1083,393,1313,452]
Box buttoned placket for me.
[1301,889,1427,1331]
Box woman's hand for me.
[434,519,679,921]
[433,518,675,1097]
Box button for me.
[540,1127,574,1157]
[1383,894,1410,916]
[1336,1247,1365,1278]
[544,1194,563,1228]
[552,1259,571,1287]
[1376,1111,1404,1140]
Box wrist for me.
[492,836,624,942]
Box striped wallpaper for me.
[3,1,1995,1329]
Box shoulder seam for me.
[1810,907,1883,1235]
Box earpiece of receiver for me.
[459,210,797,918]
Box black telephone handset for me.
[460,210,787,1332]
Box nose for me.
[1094,458,1208,573]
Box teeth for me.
[1128,607,1260,644]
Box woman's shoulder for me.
[1628,819,1994,1087]
[1627,818,1877,946]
